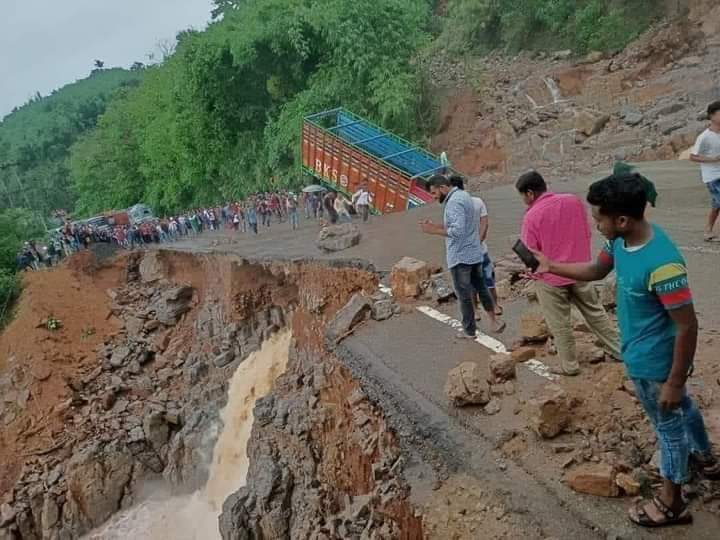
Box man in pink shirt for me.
[517,171,619,375]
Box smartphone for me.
[512,239,540,272]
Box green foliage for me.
[0,68,143,217]
[71,0,433,216]
[443,0,661,54]
[0,268,19,328]
[0,208,44,272]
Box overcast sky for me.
[0,0,214,118]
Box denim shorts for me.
[707,179,720,210]
[481,253,496,289]
[632,378,712,484]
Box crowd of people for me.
[16,185,376,271]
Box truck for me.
[301,108,452,214]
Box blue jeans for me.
[632,378,712,484]
[450,262,495,336]
[481,252,495,289]
[707,178,720,209]
[289,210,299,229]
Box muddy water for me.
[85,332,291,540]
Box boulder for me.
[143,411,170,450]
[657,118,684,135]
[430,273,455,303]
[139,251,168,283]
[574,109,610,137]
[445,362,491,407]
[529,385,571,439]
[109,346,131,369]
[63,442,134,535]
[214,351,235,368]
[511,346,536,363]
[489,353,516,383]
[652,101,684,117]
[623,111,644,126]
[152,285,193,326]
[316,223,361,252]
[325,294,371,345]
[485,399,501,415]
[371,299,394,321]
[566,464,619,497]
[520,312,550,342]
[390,257,431,299]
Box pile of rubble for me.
[429,15,720,182]
[0,253,292,539]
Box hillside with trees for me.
[0,68,143,215]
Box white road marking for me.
[524,359,559,381]
[378,285,557,381]
[416,306,508,354]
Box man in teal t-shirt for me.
[531,171,717,529]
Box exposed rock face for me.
[138,251,168,283]
[445,362,491,407]
[325,293,371,346]
[316,223,361,252]
[219,348,423,540]
[63,442,134,535]
[390,257,431,300]
[0,252,381,540]
[152,285,194,326]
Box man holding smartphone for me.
[517,171,619,375]
[421,175,505,337]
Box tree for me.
[94,59,105,69]
[131,61,145,71]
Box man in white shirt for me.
[352,183,373,222]
[450,176,503,316]
[690,100,720,242]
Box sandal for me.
[628,496,692,528]
[495,305,504,316]
[690,452,720,480]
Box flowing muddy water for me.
[85,332,291,540]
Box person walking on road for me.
[517,171,620,376]
[246,203,258,235]
[420,175,505,337]
[287,192,299,230]
[352,183,373,222]
[530,171,719,529]
[323,191,339,224]
[690,100,720,242]
[449,175,503,317]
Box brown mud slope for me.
[0,252,123,496]
[0,250,430,540]
[430,8,720,183]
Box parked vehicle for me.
[302,108,455,214]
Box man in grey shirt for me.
[420,175,505,337]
